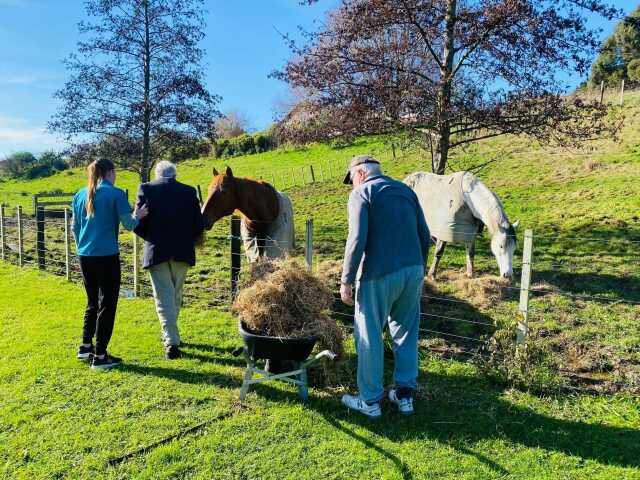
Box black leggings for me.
[79,254,121,355]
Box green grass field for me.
[1,265,639,479]
[1,92,639,478]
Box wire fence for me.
[1,202,638,368]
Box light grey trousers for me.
[354,265,424,403]
[148,260,189,347]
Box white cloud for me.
[0,116,65,157]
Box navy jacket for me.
[134,177,205,269]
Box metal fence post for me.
[133,233,139,297]
[64,208,71,281]
[231,216,241,301]
[197,185,204,206]
[305,218,314,272]
[517,229,534,344]
[309,165,316,183]
[0,203,5,262]
[599,80,605,104]
[36,207,46,270]
[17,205,23,268]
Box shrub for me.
[213,139,230,158]
[628,59,640,83]
[255,133,272,153]
[479,328,566,395]
[234,134,256,155]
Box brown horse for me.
[202,166,281,257]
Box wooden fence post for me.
[599,80,605,104]
[309,165,316,183]
[133,233,139,297]
[17,205,23,268]
[231,216,241,301]
[517,229,534,344]
[0,203,5,262]
[64,208,71,281]
[36,207,46,270]
[620,79,625,106]
[305,218,314,272]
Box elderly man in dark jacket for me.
[134,161,205,359]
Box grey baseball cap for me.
[343,155,380,184]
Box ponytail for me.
[85,158,115,217]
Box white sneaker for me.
[341,394,382,418]
[388,389,414,415]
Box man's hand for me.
[340,283,354,306]
[133,203,149,220]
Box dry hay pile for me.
[452,274,510,307]
[233,259,344,356]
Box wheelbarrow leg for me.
[240,359,254,401]
[297,365,309,402]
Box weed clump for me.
[481,328,567,394]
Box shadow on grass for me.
[532,269,640,304]
[249,371,640,474]
[119,363,238,387]
[317,372,639,472]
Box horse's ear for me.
[212,167,219,176]
[225,166,233,177]
[512,220,520,230]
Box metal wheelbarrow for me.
[233,322,336,401]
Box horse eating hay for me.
[404,171,519,279]
[201,167,295,261]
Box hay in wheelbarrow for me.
[233,259,344,357]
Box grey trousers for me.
[148,260,189,347]
[354,265,424,403]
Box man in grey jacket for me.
[340,155,430,417]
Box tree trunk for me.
[142,0,152,184]
[433,0,457,175]
[140,166,150,184]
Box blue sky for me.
[0,0,634,157]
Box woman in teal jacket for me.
[73,158,148,369]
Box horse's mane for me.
[462,172,515,244]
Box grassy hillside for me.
[1,264,639,479]
[0,93,639,477]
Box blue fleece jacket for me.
[72,180,138,257]
[341,175,430,284]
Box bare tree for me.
[49,0,220,182]
[276,0,623,174]
[213,111,252,139]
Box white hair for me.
[155,160,177,179]
[352,162,382,178]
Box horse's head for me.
[201,166,238,230]
[490,220,520,279]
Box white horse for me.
[404,171,519,279]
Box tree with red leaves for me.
[276,0,623,173]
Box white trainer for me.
[388,389,414,415]
[341,394,382,418]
